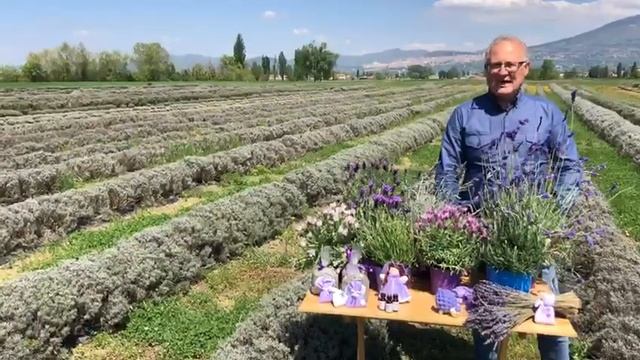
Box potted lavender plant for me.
[480,183,570,292]
[297,201,359,269]
[415,204,488,294]
[344,159,418,290]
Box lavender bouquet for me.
[465,280,581,345]
[473,116,586,276]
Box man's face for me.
[485,40,529,99]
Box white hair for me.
[484,35,529,65]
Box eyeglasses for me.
[484,61,529,73]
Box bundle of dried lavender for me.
[465,280,581,344]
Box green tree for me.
[261,56,270,77]
[446,66,461,79]
[407,64,433,79]
[74,43,92,81]
[218,55,254,81]
[631,62,639,79]
[251,61,262,81]
[278,51,287,80]
[526,67,540,80]
[563,67,578,79]
[22,53,47,81]
[539,59,558,80]
[293,41,338,81]
[0,66,22,82]
[233,33,246,68]
[96,51,130,81]
[374,72,386,80]
[272,57,276,80]
[616,62,623,78]
[191,63,209,80]
[131,42,172,81]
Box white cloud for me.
[73,29,90,38]
[345,39,352,45]
[431,0,640,41]
[434,0,528,8]
[404,42,448,51]
[292,27,310,35]
[462,41,476,48]
[262,10,277,19]
[433,0,640,17]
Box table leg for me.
[497,336,510,360]
[356,317,365,360]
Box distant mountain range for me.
[171,14,640,72]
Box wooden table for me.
[298,281,578,360]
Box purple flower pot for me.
[361,258,383,291]
[429,267,461,294]
[486,266,533,293]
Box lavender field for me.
[0,80,638,360]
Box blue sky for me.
[1,0,638,64]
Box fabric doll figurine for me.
[534,293,556,325]
[435,288,461,317]
[310,247,340,303]
[340,246,369,307]
[379,261,411,303]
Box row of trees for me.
[588,62,639,79]
[1,33,340,82]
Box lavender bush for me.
[415,204,487,274]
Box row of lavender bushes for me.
[0,109,452,359]
[0,92,473,259]
[573,86,640,126]
[0,86,419,148]
[0,82,319,114]
[551,84,640,167]
[0,99,416,203]
[0,89,374,155]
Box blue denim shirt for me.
[434,90,582,207]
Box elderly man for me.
[435,36,581,360]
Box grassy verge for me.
[545,89,640,240]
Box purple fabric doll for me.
[340,246,369,307]
[310,246,339,303]
[345,279,367,307]
[534,293,556,325]
[379,261,411,303]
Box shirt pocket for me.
[464,130,492,149]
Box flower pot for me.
[429,267,461,294]
[360,258,383,291]
[486,266,533,293]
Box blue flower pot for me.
[486,266,533,293]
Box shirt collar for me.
[472,87,526,112]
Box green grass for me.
[18,213,172,272]
[545,89,640,240]
[121,294,256,359]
